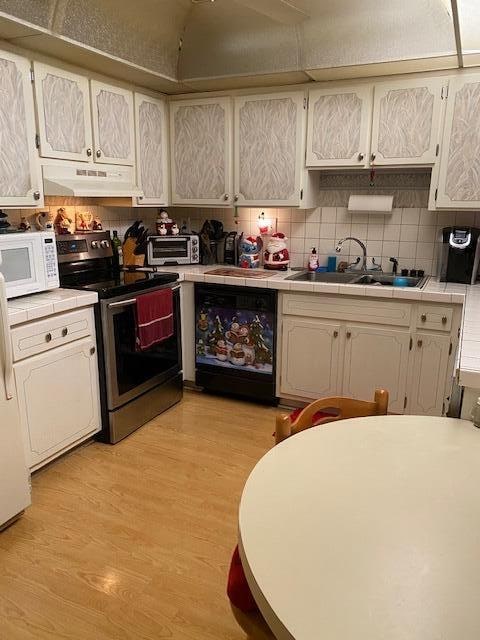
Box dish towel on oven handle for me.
[135,288,174,351]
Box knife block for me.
[122,238,145,267]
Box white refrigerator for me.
[0,262,30,529]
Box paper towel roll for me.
[348,195,393,212]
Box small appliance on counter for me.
[0,231,59,299]
[439,226,480,284]
[57,231,183,443]
[147,234,199,266]
[223,231,239,265]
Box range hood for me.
[42,164,143,198]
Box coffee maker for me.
[440,226,480,284]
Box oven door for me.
[101,284,181,410]
[0,235,45,299]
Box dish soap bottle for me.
[111,230,123,268]
[308,247,319,271]
[471,397,480,428]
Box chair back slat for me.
[275,389,389,444]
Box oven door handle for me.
[107,284,180,309]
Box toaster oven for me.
[147,235,199,266]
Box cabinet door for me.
[280,317,341,400]
[234,91,305,206]
[342,325,410,413]
[170,97,233,205]
[0,50,42,207]
[34,62,93,162]
[371,77,445,166]
[436,75,480,208]
[134,93,169,206]
[90,80,135,165]
[306,85,372,168]
[407,333,450,416]
[14,337,100,470]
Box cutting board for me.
[205,268,274,279]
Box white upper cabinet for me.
[306,85,372,168]
[0,50,42,207]
[435,74,480,209]
[170,97,233,206]
[34,62,93,162]
[234,91,305,206]
[134,93,169,206]
[371,77,445,166]
[90,80,135,166]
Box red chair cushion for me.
[227,545,259,613]
[289,407,334,426]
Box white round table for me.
[239,415,480,640]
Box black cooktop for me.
[60,268,179,300]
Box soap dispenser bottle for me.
[308,247,319,271]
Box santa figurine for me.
[263,232,290,270]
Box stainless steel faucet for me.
[335,237,367,271]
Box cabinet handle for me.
[234,195,239,202]
[33,190,41,200]
[90,347,96,355]
[96,149,102,158]
[333,330,338,338]
[370,153,376,162]
[442,315,447,324]
[45,332,52,343]
[358,153,364,161]
[417,339,423,348]
[86,148,92,157]
[223,194,229,201]
[421,313,427,322]
[62,327,68,337]
[346,331,351,339]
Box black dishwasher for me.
[194,284,278,404]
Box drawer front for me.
[282,294,411,327]
[11,307,94,361]
[416,305,452,332]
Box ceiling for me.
[0,0,477,93]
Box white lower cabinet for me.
[279,294,460,416]
[13,311,101,470]
[342,325,410,413]
[407,333,451,416]
[281,317,341,399]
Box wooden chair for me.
[275,389,389,444]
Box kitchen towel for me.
[135,288,174,351]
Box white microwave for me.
[0,231,59,299]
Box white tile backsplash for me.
[7,197,477,278]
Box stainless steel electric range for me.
[56,232,182,443]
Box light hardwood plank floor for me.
[0,390,276,639]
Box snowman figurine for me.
[264,232,290,270]
[171,223,180,236]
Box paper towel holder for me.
[348,194,393,213]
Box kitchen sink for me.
[286,271,428,288]
[285,271,360,283]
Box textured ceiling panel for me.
[0,0,56,29]
[300,0,456,70]
[179,0,456,81]
[179,1,299,79]
[55,0,191,79]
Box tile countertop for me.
[154,264,467,303]
[7,289,98,326]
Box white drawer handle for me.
[421,314,427,322]
[442,316,447,325]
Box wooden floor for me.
[0,390,276,640]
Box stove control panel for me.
[56,231,114,263]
